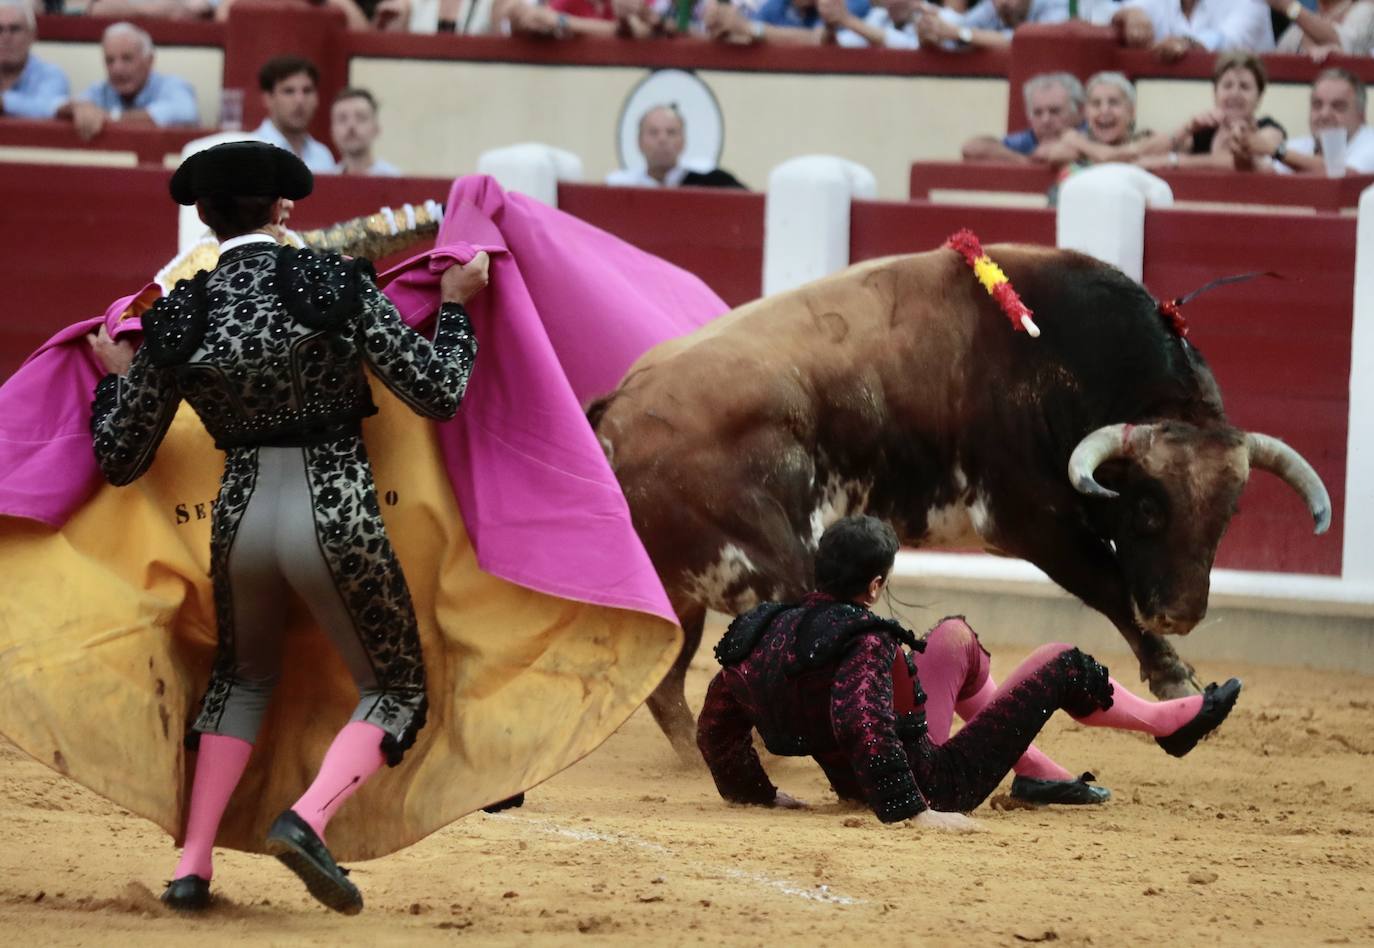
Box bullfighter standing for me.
[88,141,489,913]
[697,515,1242,826]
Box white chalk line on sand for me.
[486,813,863,907]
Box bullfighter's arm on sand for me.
[696,671,779,806]
[356,271,477,421]
[831,633,930,823]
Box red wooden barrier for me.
[0,118,209,166]
[0,164,451,381]
[1143,208,1352,575]
[849,199,1056,262]
[0,162,1352,578]
[558,183,765,307]
[909,160,1374,210]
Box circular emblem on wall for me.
[615,69,725,173]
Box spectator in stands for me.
[492,0,620,38]
[55,22,199,142]
[1269,0,1374,58]
[86,0,212,20]
[705,0,872,46]
[1271,68,1374,175]
[915,0,1070,50]
[606,104,747,188]
[1139,51,1285,171]
[254,56,335,174]
[330,87,400,176]
[0,0,69,119]
[961,72,1084,163]
[826,0,920,47]
[1112,0,1274,62]
[432,0,498,33]
[1036,71,1153,165]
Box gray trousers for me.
[193,444,424,753]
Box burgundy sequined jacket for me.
[696,593,932,823]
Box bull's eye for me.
[1134,495,1166,535]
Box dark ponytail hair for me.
[814,515,899,601]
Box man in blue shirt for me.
[0,0,70,119]
[253,56,335,175]
[916,0,1070,49]
[57,22,199,141]
[706,0,871,43]
[962,71,1085,162]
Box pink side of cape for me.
[0,175,728,624]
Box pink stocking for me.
[955,678,1075,782]
[291,721,387,843]
[998,643,1203,737]
[917,619,1075,783]
[174,734,254,881]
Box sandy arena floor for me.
[2,633,1372,947]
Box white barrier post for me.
[1344,185,1374,582]
[1055,163,1173,282]
[763,156,876,297]
[475,143,584,208]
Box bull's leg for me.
[1134,628,1202,699]
[646,607,707,766]
[999,513,1203,700]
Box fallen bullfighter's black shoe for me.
[1156,678,1243,758]
[265,810,363,915]
[1010,772,1112,805]
[160,874,211,911]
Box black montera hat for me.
[169,140,314,206]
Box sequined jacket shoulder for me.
[91,242,477,485]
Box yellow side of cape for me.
[0,383,680,861]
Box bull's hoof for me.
[1146,665,1202,700]
[1156,678,1242,757]
[482,793,525,813]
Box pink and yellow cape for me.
[0,175,726,859]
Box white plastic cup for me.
[219,88,244,132]
[1319,127,1348,178]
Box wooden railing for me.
[909,160,1374,210]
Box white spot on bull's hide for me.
[807,474,872,550]
[920,493,994,550]
[684,544,762,614]
[953,466,968,492]
[598,435,614,467]
[970,496,995,535]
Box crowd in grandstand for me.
[1,0,1372,181]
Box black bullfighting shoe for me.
[482,792,526,813]
[160,874,211,911]
[1010,772,1111,805]
[1156,678,1243,758]
[265,810,363,915]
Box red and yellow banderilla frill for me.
[944,229,1041,338]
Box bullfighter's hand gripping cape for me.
[0,175,726,860]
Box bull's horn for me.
[1068,423,1134,499]
[1245,433,1333,534]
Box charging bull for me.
[589,243,1331,762]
